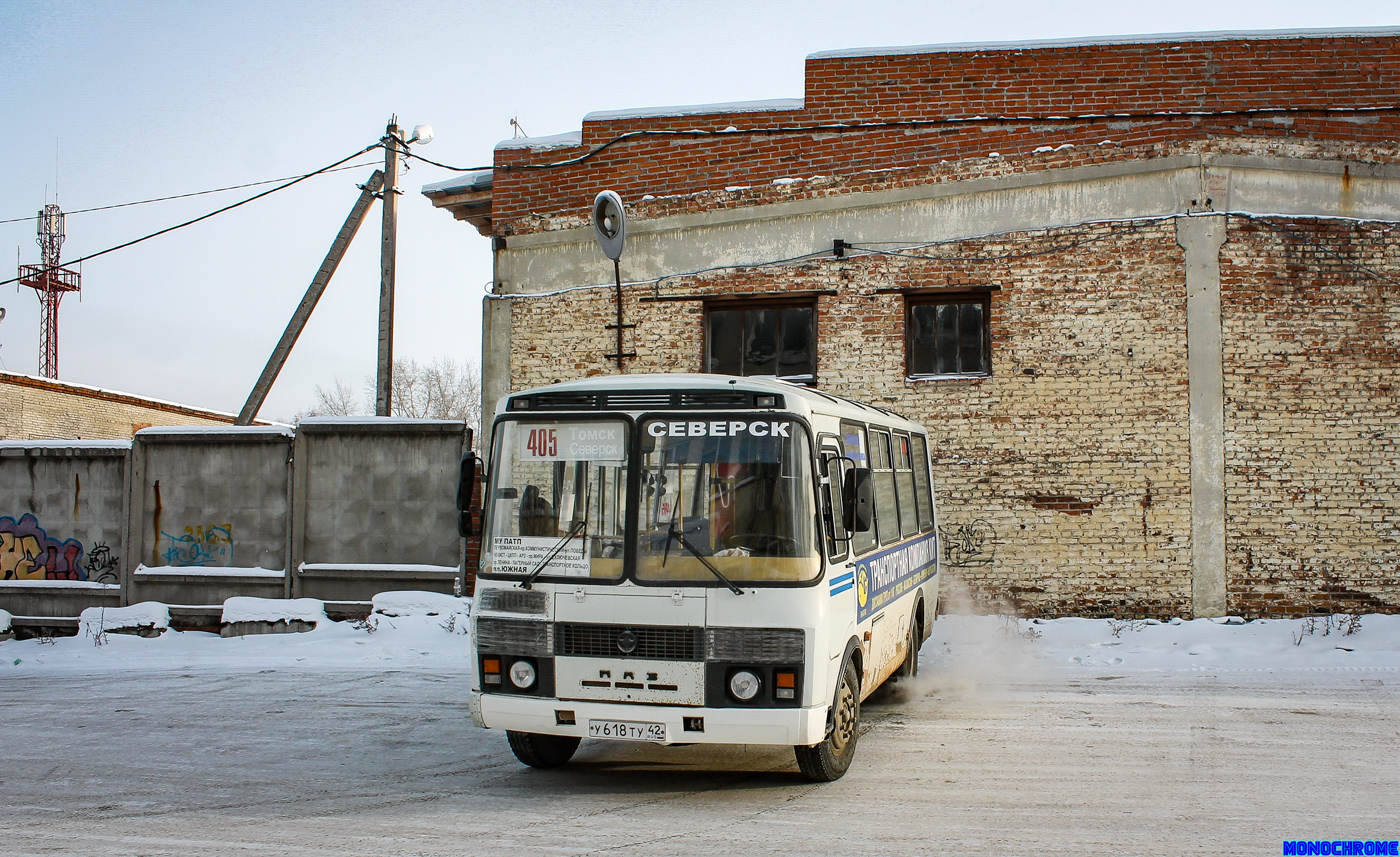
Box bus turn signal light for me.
[483,658,502,685]
[776,671,796,699]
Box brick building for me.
[426,28,1400,618]
[1,371,265,440]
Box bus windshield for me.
[480,419,629,581]
[636,417,820,583]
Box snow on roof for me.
[294,416,464,428]
[0,370,289,426]
[0,440,130,451]
[133,564,285,578]
[808,26,1400,60]
[372,590,470,617]
[583,98,804,123]
[0,579,120,589]
[494,131,583,152]
[135,425,294,439]
[222,596,327,625]
[422,169,492,195]
[80,602,170,634]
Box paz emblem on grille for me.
[616,629,638,654]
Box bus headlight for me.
[728,669,761,701]
[509,660,537,689]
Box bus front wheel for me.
[794,659,860,782]
[506,731,580,768]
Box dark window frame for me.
[704,297,818,384]
[905,291,992,379]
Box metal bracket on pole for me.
[235,169,386,425]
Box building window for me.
[706,302,815,382]
[906,292,990,378]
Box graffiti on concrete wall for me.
[159,523,233,567]
[1,513,88,580]
[938,518,997,568]
[84,543,121,584]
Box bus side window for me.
[870,429,901,546]
[820,437,848,561]
[841,421,877,556]
[910,434,935,531]
[893,433,920,538]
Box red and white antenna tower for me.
[17,204,80,378]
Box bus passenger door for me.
[819,436,858,676]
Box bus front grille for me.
[555,623,704,661]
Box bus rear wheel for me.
[794,659,860,782]
[507,731,581,768]
[901,617,919,679]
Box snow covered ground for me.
[2,602,1397,857]
[5,594,1396,679]
[5,590,473,673]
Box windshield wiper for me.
[667,523,744,596]
[520,518,586,590]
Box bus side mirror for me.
[457,451,478,538]
[843,467,874,533]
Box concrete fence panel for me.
[0,441,128,616]
[127,426,293,605]
[292,418,467,601]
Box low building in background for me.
[1,370,259,439]
[428,28,1400,619]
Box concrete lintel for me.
[1177,214,1228,619]
[495,153,1400,297]
[497,162,1201,295]
[503,155,1205,252]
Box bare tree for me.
[298,357,480,431]
[379,357,482,431]
[293,378,363,422]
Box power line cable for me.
[1226,211,1400,290]
[405,103,1400,175]
[491,212,1400,300]
[1,145,380,288]
[0,161,381,225]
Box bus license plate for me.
[588,719,667,742]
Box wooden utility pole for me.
[235,170,386,425]
[376,119,401,416]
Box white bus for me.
[463,374,940,781]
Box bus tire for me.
[794,658,860,782]
[901,617,919,679]
[506,731,580,769]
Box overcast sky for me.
[2,1,1396,422]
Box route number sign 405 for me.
[516,422,626,463]
[524,427,558,458]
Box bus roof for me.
[500,374,926,433]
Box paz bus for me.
[462,373,940,781]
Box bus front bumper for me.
[471,691,829,746]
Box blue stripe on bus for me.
[828,572,854,588]
[830,582,854,596]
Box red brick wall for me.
[491,32,1400,234]
[1220,216,1400,616]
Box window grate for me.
[604,392,673,409]
[475,588,548,615]
[705,627,805,663]
[509,391,781,411]
[475,617,553,656]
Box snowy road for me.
[3,613,1398,856]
